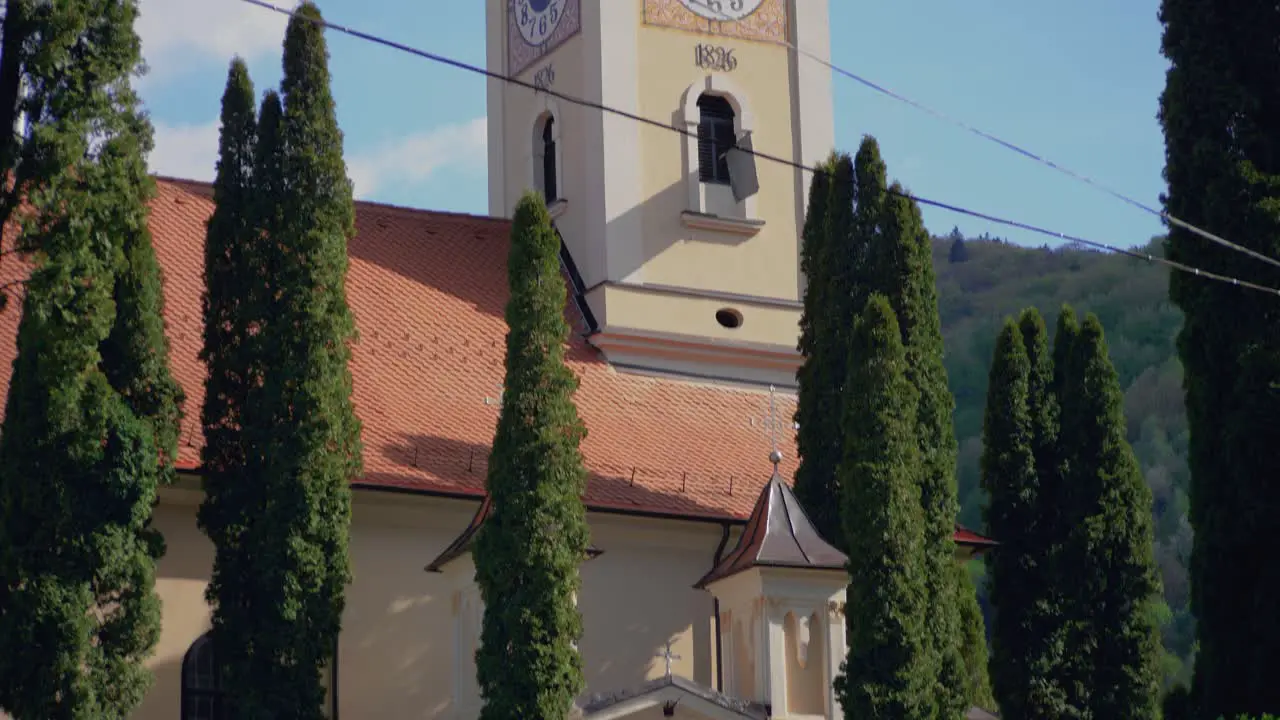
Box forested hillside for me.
[937,229,1194,681]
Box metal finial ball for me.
[769,449,783,466]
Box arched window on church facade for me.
[181,633,228,720]
[696,93,736,186]
[534,113,560,203]
[542,116,558,202]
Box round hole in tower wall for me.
[715,308,744,329]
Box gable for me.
[579,676,768,720]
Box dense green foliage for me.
[473,192,591,720]
[860,138,968,719]
[954,563,994,711]
[0,0,183,715]
[793,155,842,548]
[797,137,974,717]
[836,295,932,720]
[1158,0,1280,716]
[1060,310,1164,718]
[983,305,1162,719]
[982,316,1071,719]
[195,7,363,716]
[196,59,266,714]
[933,235,1195,682]
[794,153,855,549]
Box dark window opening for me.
[542,116,558,202]
[697,94,736,186]
[715,308,744,329]
[182,634,228,720]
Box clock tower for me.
[486,0,833,388]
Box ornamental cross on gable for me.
[755,385,794,463]
[483,382,505,410]
[655,640,681,678]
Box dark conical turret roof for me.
[694,470,847,589]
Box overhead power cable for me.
[682,0,1280,272]
[236,0,1280,298]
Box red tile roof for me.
[0,177,994,545]
[0,177,801,521]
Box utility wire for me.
[683,0,1280,272]
[237,0,1280,298]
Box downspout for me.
[331,635,340,719]
[712,522,732,692]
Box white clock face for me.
[679,0,766,22]
[513,0,566,46]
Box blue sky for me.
[140,0,1169,249]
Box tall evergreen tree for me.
[0,0,182,715]
[1048,306,1094,714]
[982,315,1072,719]
[955,564,995,712]
[1058,312,1163,720]
[1158,0,1280,715]
[836,294,932,720]
[210,6,363,715]
[794,155,838,545]
[794,153,856,548]
[195,58,263,712]
[860,135,968,719]
[473,192,591,720]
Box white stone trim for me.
[680,210,764,237]
[679,75,760,223]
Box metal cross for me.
[655,640,681,678]
[763,385,782,452]
[483,382,504,410]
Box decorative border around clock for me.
[642,0,789,44]
[508,0,583,77]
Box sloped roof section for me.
[695,467,848,588]
[0,175,998,550]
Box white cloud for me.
[136,0,288,86]
[149,116,489,200]
[347,117,488,200]
[151,120,220,182]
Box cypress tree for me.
[1158,0,1280,715]
[835,294,931,720]
[794,153,857,548]
[1049,306,1092,714]
[1059,312,1163,720]
[982,316,1072,718]
[794,155,840,546]
[213,5,363,715]
[981,319,1036,715]
[955,564,995,712]
[195,58,262,710]
[0,0,181,715]
[1018,309,1059,506]
[473,192,590,719]
[860,135,968,719]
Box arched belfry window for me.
[697,93,736,186]
[542,115,558,202]
[182,634,228,720]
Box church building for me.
[0,1,996,718]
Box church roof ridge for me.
[150,173,513,227]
